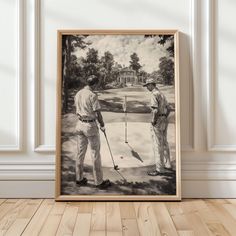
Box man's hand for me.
[100,126,106,132]
[151,121,156,126]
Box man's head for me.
[143,78,156,91]
[87,75,99,88]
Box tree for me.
[129,53,141,74]
[139,69,148,83]
[62,35,88,113]
[150,70,160,82]
[157,57,174,85]
[144,35,174,57]
[66,55,85,89]
[110,62,123,86]
[100,51,115,87]
[82,48,100,78]
[158,35,174,57]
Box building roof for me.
[120,67,135,73]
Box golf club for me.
[102,130,126,181]
[103,130,119,170]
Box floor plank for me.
[120,202,136,219]
[106,202,122,236]
[206,223,231,236]
[122,219,140,236]
[178,231,195,236]
[0,199,6,206]
[166,202,192,231]
[152,202,179,236]
[78,202,93,213]
[227,199,236,204]
[55,204,79,236]
[21,199,55,236]
[193,200,230,235]
[206,200,236,235]
[39,202,67,236]
[223,202,236,220]
[4,199,43,236]
[0,199,22,221]
[0,199,236,236]
[134,202,162,236]
[180,200,213,236]
[90,202,106,236]
[73,213,91,236]
[0,199,28,235]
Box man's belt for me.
[159,114,167,117]
[78,117,96,123]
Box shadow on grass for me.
[126,143,143,163]
[61,156,176,195]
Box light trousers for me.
[75,120,103,185]
[151,117,171,172]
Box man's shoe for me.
[96,179,111,189]
[147,170,160,176]
[148,169,172,176]
[164,166,173,171]
[76,177,88,186]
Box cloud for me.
[74,35,170,73]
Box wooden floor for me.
[0,199,236,235]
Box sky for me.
[74,35,171,73]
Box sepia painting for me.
[56,30,181,201]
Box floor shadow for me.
[126,143,143,163]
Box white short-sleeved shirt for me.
[150,88,168,114]
[74,86,101,119]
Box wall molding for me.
[0,0,24,151]
[190,0,200,151]
[0,161,55,180]
[33,0,55,153]
[1,160,236,198]
[206,0,236,152]
[1,161,236,181]
[34,145,55,153]
[207,0,217,151]
[1,180,236,198]
[33,0,199,153]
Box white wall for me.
[0,0,236,198]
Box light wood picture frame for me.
[56,30,181,201]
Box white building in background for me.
[117,67,146,86]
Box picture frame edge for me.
[55,29,182,201]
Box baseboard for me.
[0,181,54,198]
[0,161,236,198]
[182,180,236,198]
[0,180,236,198]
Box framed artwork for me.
[56,30,181,201]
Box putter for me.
[102,130,127,181]
[103,130,120,170]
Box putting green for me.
[62,122,175,168]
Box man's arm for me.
[151,108,158,126]
[91,93,105,130]
[95,110,105,128]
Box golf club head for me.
[114,165,119,170]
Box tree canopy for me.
[129,52,142,73]
[157,57,174,85]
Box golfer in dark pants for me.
[74,75,111,188]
